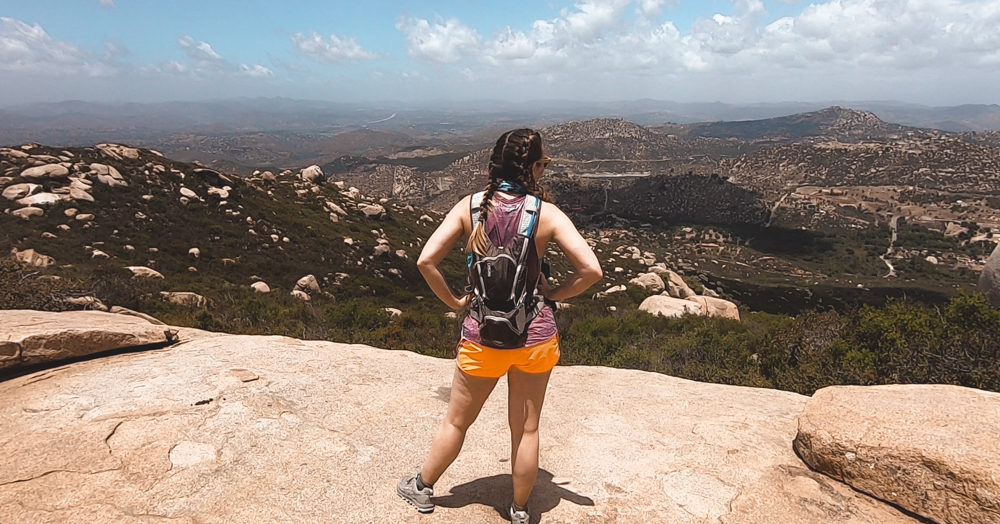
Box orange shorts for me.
[457,336,560,378]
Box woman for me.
[398,129,602,523]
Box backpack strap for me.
[516,195,541,239]
[470,191,485,228]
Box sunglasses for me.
[536,157,551,170]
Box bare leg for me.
[420,366,499,485]
[507,368,552,508]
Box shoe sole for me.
[397,486,434,514]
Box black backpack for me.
[467,191,545,349]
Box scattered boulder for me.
[69,187,94,202]
[300,165,324,184]
[189,248,201,258]
[75,213,95,221]
[980,243,1000,308]
[96,143,140,160]
[419,215,434,223]
[63,296,108,312]
[359,204,386,219]
[925,256,939,265]
[20,164,70,180]
[295,274,321,294]
[326,202,347,216]
[638,295,704,318]
[385,308,402,317]
[91,250,110,259]
[663,270,697,299]
[444,312,457,319]
[250,282,271,294]
[207,187,230,199]
[629,273,665,293]
[12,207,44,219]
[685,296,741,321]
[126,266,164,279]
[13,248,55,268]
[0,309,173,371]
[3,183,39,200]
[110,306,166,325]
[64,208,78,217]
[795,385,1000,524]
[180,187,198,199]
[160,292,207,309]
[290,289,311,302]
[17,192,64,207]
[374,245,391,257]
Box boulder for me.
[374,245,392,257]
[13,248,55,268]
[663,270,697,299]
[327,202,348,216]
[639,295,704,318]
[295,274,321,294]
[3,183,39,200]
[180,187,198,199]
[69,187,95,202]
[980,243,1000,308]
[160,292,207,309]
[685,296,741,321]
[17,192,65,206]
[359,204,386,219]
[110,306,166,325]
[96,143,140,160]
[384,308,402,317]
[250,282,271,294]
[795,385,1000,524]
[12,207,44,219]
[300,165,324,184]
[290,289,311,302]
[629,273,665,293]
[0,310,173,371]
[126,266,165,279]
[0,315,920,524]
[189,248,201,258]
[75,213,95,221]
[63,296,108,311]
[20,163,70,180]
[207,186,230,199]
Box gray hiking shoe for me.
[397,474,434,513]
[509,503,529,524]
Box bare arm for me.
[416,196,471,310]
[541,205,603,301]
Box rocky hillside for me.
[682,106,905,144]
[722,133,1000,199]
[2,310,997,524]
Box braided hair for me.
[467,128,553,256]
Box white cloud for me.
[400,0,1000,100]
[396,16,481,63]
[178,35,224,66]
[98,0,115,7]
[291,32,378,62]
[0,17,114,75]
[240,63,273,77]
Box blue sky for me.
[2,0,1000,106]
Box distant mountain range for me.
[1,99,999,148]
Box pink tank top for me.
[461,194,558,348]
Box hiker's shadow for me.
[433,469,594,522]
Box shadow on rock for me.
[433,469,594,521]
